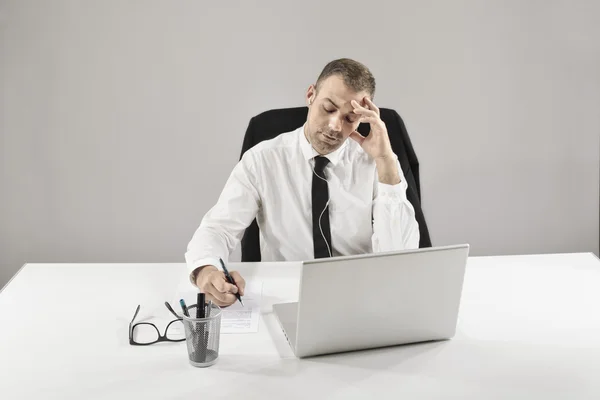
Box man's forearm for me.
[192,264,218,287]
[185,152,261,284]
[375,155,401,185]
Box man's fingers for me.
[351,100,377,118]
[200,269,245,303]
[353,107,378,118]
[357,116,379,126]
[230,271,246,296]
[349,131,365,145]
[206,293,235,307]
[207,270,237,293]
[206,283,237,304]
[212,277,238,294]
[351,99,364,109]
[363,97,380,116]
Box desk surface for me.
[1,253,600,399]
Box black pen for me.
[219,258,244,306]
[197,292,205,319]
[196,292,207,362]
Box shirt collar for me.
[299,123,347,166]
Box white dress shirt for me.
[185,124,420,276]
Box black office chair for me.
[239,106,432,261]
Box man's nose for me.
[328,116,342,132]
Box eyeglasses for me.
[129,302,186,346]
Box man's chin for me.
[315,141,342,155]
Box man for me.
[185,58,420,307]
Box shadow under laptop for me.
[302,339,451,370]
[213,337,450,379]
[213,337,597,398]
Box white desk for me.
[1,253,599,399]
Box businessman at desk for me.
[185,58,420,307]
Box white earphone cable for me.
[312,161,333,258]
[306,124,333,258]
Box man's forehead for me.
[323,95,366,110]
[318,76,369,106]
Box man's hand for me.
[195,265,246,307]
[349,97,394,160]
[349,97,400,185]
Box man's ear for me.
[306,84,316,106]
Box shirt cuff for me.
[376,180,409,204]
[187,257,222,285]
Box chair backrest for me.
[239,106,432,261]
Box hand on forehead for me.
[326,94,371,113]
[318,76,371,108]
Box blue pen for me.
[219,258,244,306]
[179,299,190,317]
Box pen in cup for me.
[206,300,212,318]
[196,293,205,319]
[179,299,190,317]
[196,293,207,363]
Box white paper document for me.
[220,281,262,333]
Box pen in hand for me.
[219,258,244,307]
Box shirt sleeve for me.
[185,151,261,280]
[371,156,420,251]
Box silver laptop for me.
[273,244,470,358]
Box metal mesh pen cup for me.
[182,303,222,367]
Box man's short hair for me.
[315,58,376,98]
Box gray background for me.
[1,0,599,289]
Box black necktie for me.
[312,156,332,258]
